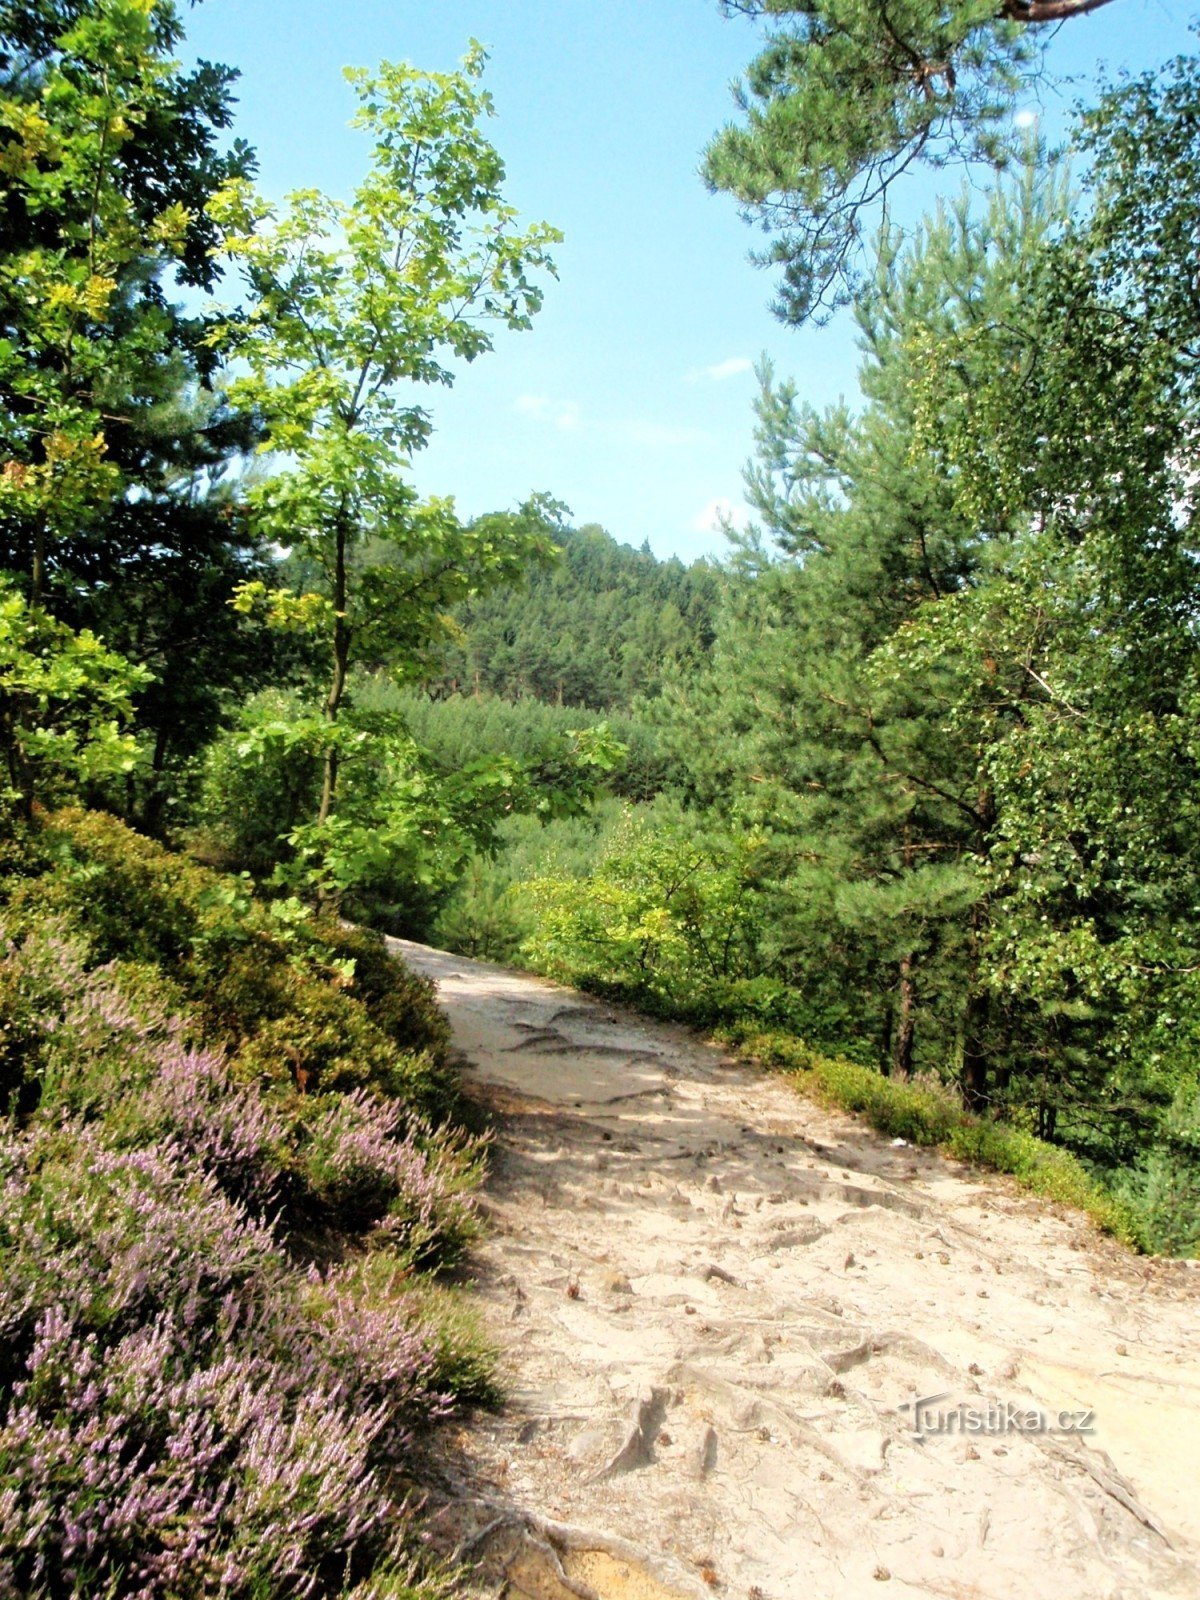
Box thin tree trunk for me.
[30,515,46,612]
[2,707,33,823]
[961,987,990,1113]
[880,1000,894,1073]
[317,521,350,827]
[889,829,918,1080]
[960,785,996,1112]
[891,952,916,1080]
[139,721,172,833]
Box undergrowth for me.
[0,808,493,1598]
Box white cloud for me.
[514,394,581,432]
[691,496,751,536]
[686,356,754,384]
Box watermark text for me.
[899,1392,1095,1437]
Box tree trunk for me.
[2,707,33,823]
[138,721,173,833]
[30,519,46,612]
[960,786,996,1112]
[880,1000,894,1073]
[961,987,990,1113]
[891,952,915,1080]
[317,521,350,828]
[888,831,917,1080]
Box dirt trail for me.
[393,939,1200,1600]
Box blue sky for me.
[183,0,1196,562]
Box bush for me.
[189,687,321,877]
[1112,1084,1200,1256]
[0,1124,452,1597]
[325,1260,501,1409]
[7,808,456,1121]
[522,808,771,998]
[312,918,450,1058]
[298,1088,482,1262]
[430,803,629,962]
[0,809,493,1596]
[0,910,479,1260]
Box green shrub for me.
[1111,1084,1200,1256]
[430,803,629,963]
[9,809,456,1120]
[392,1276,502,1407]
[312,918,451,1059]
[522,808,771,995]
[189,687,320,877]
[18,807,209,964]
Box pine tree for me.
[673,160,1072,1093]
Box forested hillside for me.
[1,1,1198,1595]
[432,515,721,710]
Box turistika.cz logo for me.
[899,1392,1096,1437]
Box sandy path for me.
[393,939,1200,1600]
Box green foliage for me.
[0,2,269,822]
[523,808,773,1003]
[655,120,1200,1182]
[188,687,321,875]
[1112,1085,1200,1258]
[889,76,1200,1151]
[190,684,625,930]
[365,681,683,804]
[8,807,461,1121]
[661,161,1074,1095]
[210,50,561,874]
[0,585,149,816]
[430,802,631,963]
[0,0,195,568]
[706,0,1094,321]
[431,518,721,715]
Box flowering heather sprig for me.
[0,1305,395,1597]
[0,918,177,1114]
[304,1089,432,1222]
[3,918,172,1046]
[0,1129,283,1370]
[313,1275,452,1459]
[301,1088,482,1261]
[1,918,287,1213]
[132,1040,288,1217]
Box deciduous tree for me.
[211,46,561,889]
